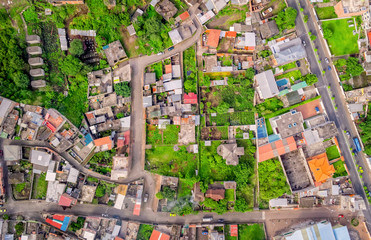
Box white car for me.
[157,52,164,55]
[302,40,306,47]
[325,58,329,63]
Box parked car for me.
[296,60,301,67]
[218,219,224,223]
[262,7,273,16]
[325,57,329,64]
[328,66,331,71]
[302,40,306,47]
[143,193,149,203]
[346,131,351,138]
[168,46,175,51]
[157,52,164,55]
[203,216,213,222]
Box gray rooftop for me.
[30,149,52,167]
[272,38,307,66]
[168,29,183,45]
[259,20,279,39]
[3,145,22,161]
[164,79,182,91]
[270,110,304,139]
[255,70,279,99]
[144,72,156,85]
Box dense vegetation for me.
[183,46,197,93]
[335,57,363,81]
[359,104,371,156]
[275,7,297,31]
[137,224,154,240]
[259,159,291,208]
[115,82,131,97]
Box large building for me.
[103,40,127,67]
[255,70,279,99]
[270,38,307,66]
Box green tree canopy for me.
[346,57,363,77]
[276,7,297,30]
[303,73,318,86]
[115,82,131,97]
[69,39,84,56]
[15,222,24,235]
[323,27,333,39]
[12,72,30,89]
[59,55,82,76]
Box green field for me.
[332,160,348,178]
[322,18,359,56]
[32,173,48,199]
[238,224,266,240]
[145,145,197,178]
[315,6,338,20]
[326,145,341,160]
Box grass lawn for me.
[178,178,196,197]
[315,6,338,20]
[162,125,180,144]
[32,173,48,199]
[326,145,341,160]
[322,18,359,56]
[225,188,235,201]
[332,160,348,178]
[238,224,266,240]
[145,145,197,178]
[279,62,297,71]
[275,70,302,84]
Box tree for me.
[323,27,333,39]
[95,184,106,197]
[3,214,9,220]
[275,7,297,30]
[15,222,24,235]
[12,72,30,89]
[69,39,84,56]
[69,217,85,232]
[59,55,82,76]
[346,57,363,77]
[115,82,131,97]
[304,15,308,23]
[215,101,229,114]
[156,192,164,199]
[235,197,250,212]
[310,34,317,41]
[161,186,176,200]
[302,74,318,85]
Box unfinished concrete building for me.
[27,46,42,55]
[31,80,46,89]
[103,40,127,67]
[30,69,45,77]
[155,0,177,21]
[28,57,44,66]
[26,35,41,44]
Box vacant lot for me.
[326,145,341,160]
[238,224,266,240]
[32,173,48,199]
[315,6,338,20]
[332,160,348,178]
[322,18,359,56]
[145,145,197,178]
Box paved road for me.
[287,0,371,227]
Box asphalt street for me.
[287,0,371,226]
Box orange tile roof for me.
[258,136,297,162]
[206,29,221,48]
[93,136,113,150]
[368,31,371,46]
[307,152,335,183]
[179,11,190,20]
[85,112,94,120]
[165,64,172,74]
[150,230,170,240]
[225,31,237,38]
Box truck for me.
[353,137,362,153]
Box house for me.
[70,29,96,37]
[127,24,136,36]
[270,38,307,66]
[143,95,153,107]
[334,0,368,17]
[205,188,225,201]
[206,29,222,48]
[176,11,190,22]
[44,109,65,133]
[197,10,216,25]
[144,73,156,86]
[259,20,279,39]
[206,0,229,12]
[58,193,77,207]
[48,0,84,5]
[255,70,279,99]
[0,98,13,125]
[270,110,304,139]
[3,145,22,163]
[30,68,45,77]
[204,54,218,72]
[27,46,42,55]
[183,93,197,104]
[30,149,52,174]
[93,136,113,151]
[57,28,68,51]
[149,230,170,240]
[307,152,335,185]
[235,32,256,50]
[131,8,144,22]
[169,29,183,45]
[172,65,181,78]
[113,63,131,83]
[231,0,248,6]
[26,35,41,44]
[87,69,113,97]
[28,57,44,66]
[155,0,177,21]
[258,136,297,162]
[276,220,351,240]
[217,144,244,165]
[103,40,127,67]
[45,215,71,232]
[111,155,130,180]
[31,80,46,88]
[163,79,182,92]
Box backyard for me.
[315,6,337,20]
[31,173,48,199]
[326,145,341,160]
[238,224,266,240]
[258,158,291,209]
[183,45,197,93]
[322,18,359,56]
[146,124,180,145]
[275,69,302,84]
[332,160,348,178]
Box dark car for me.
[353,149,358,156]
[296,60,301,67]
[0,150,2,157]
[168,46,175,51]
[218,219,224,223]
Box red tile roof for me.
[205,188,225,201]
[133,203,141,216]
[58,193,76,207]
[368,31,371,46]
[230,225,238,237]
[206,29,221,48]
[183,92,197,104]
[93,136,113,150]
[225,31,237,38]
[85,112,94,120]
[149,230,170,240]
[165,64,172,74]
[46,218,62,229]
[179,11,190,21]
[258,136,297,162]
